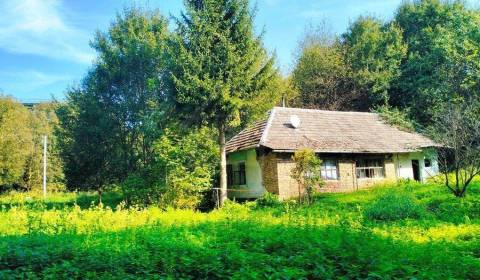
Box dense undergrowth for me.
[1,180,480,279]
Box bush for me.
[120,127,218,209]
[364,192,425,221]
[255,192,281,208]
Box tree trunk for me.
[218,124,228,207]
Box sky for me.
[0,0,478,101]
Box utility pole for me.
[43,135,47,199]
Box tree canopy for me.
[292,0,480,127]
[166,0,278,205]
[57,7,169,193]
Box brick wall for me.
[257,152,279,195]
[277,159,301,199]
[351,159,397,190]
[257,153,400,200]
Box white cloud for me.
[0,0,95,64]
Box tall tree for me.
[343,16,407,108]
[0,97,33,187]
[393,0,480,124]
[57,7,169,197]
[166,0,277,206]
[24,103,64,191]
[292,39,358,110]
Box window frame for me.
[227,161,247,187]
[355,158,385,179]
[320,159,339,180]
[227,164,234,187]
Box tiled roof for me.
[226,107,438,154]
[226,120,267,153]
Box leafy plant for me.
[364,192,425,221]
[291,149,324,204]
[255,192,281,208]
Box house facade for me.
[226,107,439,200]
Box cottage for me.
[226,107,440,200]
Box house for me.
[225,107,440,200]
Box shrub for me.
[121,127,218,209]
[255,192,281,208]
[364,192,425,221]
[291,149,323,204]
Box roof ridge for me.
[259,108,276,146]
[273,106,378,115]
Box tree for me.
[393,0,480,124]
[292,23,360,110]
[24,103,64,191]
[0,97,33,187]
[121,126,219,208]
[166,0,277,206]
[57,7,169,199]
[343,16,407,108]
[292,41,359,110]
[429,100,480,197]
[291,149,323,204]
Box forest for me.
[1,0,480,278]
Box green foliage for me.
[292,39,357,110]
[374,104,417,132]
[24,103,64,191]
[122,127,218,209]
[0,97,33,187]
[343,16,407,107]
[57,7,169,192]
[293,1,480,127]
[292,16,406,111]
[364,192,425,221]
[166,0,279,206]
[166,0,277,129]
[393,0,480,124]
[291,149,324,203]
[0,97,63,191]
[1,181,480,279]
[255,192,281,208]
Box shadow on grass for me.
[0,220,478,279]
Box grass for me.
[1,181,480,279]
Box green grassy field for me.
[1,181,480,279]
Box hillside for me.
[1,181,479,279]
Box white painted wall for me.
[394,149,439,182]
[227,149,265,198]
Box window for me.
[321,160,338,180]
[356,159,384,179]
[227,162,246,187]
[424,159,432,168]
[236,162,246,185]
[227,164,233,187]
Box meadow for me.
[1,181,480,279]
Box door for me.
[412,160,420,181]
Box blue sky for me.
[1,0,478,101]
